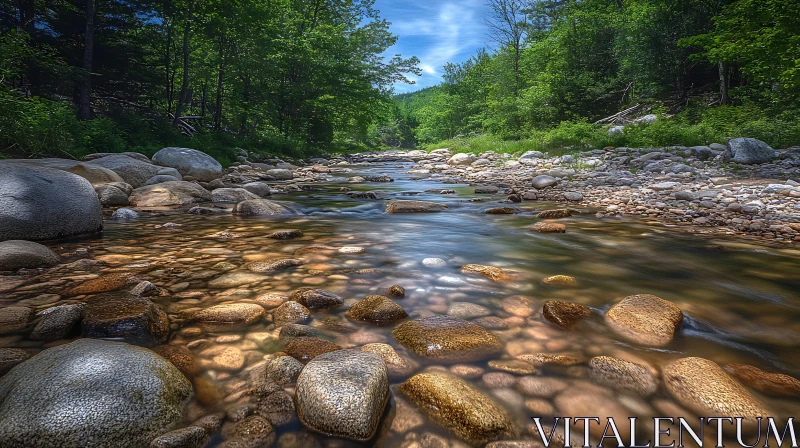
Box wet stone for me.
[488,359,539,375]
[723,363,800,397]
[542,300,593,330]
[150,426,208,448]
[290,288,344,310]
[207,272,266,289]
[387,285,406,298]
[278,323,318,342]
[82,292,169,345]
[221,415,276,448]
[0,307,35,335]
[190,303,264,325]
[0,348,33,375]
[536,209,572,219]
[461,264,511,282]
[247,258,303,272]
[346,295,408,323]
[386,200,448,213]
[267,229,304,239]
[199,346,245,371]
[360,342,416,378]
[515,376,569,398]
[518,353,584,368]
[541,275,577,287]
[486,207,518,214]
[253,292,288,308]
[605,294,683,346]
[531,222,566,233]
[265,355,303,385]
[393,315,503,362]
[589,356,658,397]
[64,272,142,296]
[153,344,197,379]
[284,337,342,364]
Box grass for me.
[419,106,800,157]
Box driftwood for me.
[593,104,643,125]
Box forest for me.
[0,0,420,162]
[382,0,800,153]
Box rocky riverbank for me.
[350,138,800,243]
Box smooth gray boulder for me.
[156,167,182,180]
[129,181,212,207]
[233,199,299,216]
[152,147,222,181]
[241,182,271,197]
[0,240,60,271]
[87,154,162,188]
[531,175,558,189]
[83,152,151,163]
[296,350,389,440]
[3,158,125,186]
[0,339,192,448]
[0,163,103,241]
[95,184,129,206]
[111,208,139,220]
[266,169,293,180]
[211,187,260,203]
[144,175,181,186]
[727,138,777,164]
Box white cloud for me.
[375,0,489,93]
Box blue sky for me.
[373,0,491,93]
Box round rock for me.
[605,294,683,346]
[393,315,502,362]
[0,240,60,271]
[152,147,223,181]
[346,295,408,323]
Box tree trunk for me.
[17,0,34,33]
[718,60,729,105]
[164,5,173,116]
[172,1,193,125]
[214,37,225,131]
[77,0,95,121]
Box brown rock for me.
[0,307,34,335]
[154,345,197,378]
[589,356,658,397]
[284,337,342,364]
[542,300,592,329]
[0,348,33,375]
[486,207,518,215]
[360,343,416,378]
[393,315,503,362]
[605,294,683,346]
[190,303,264,325]
[346,295,408,323]
[271,301,311,327]
[541,275,577,287]
[723,363,800,397]
[290,288,343,310]
[64,272,142,296]
[461,264,511,282]
[386,200,448,213]
[247,259,303,272]
[531,222,566,233]
[81,292,169,345]
[536,209,572,219]
[387,285,405,298]
[400,372,515,445]
[517,353,584,368]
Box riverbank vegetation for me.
[381,0,800,153]
[0,0,419,162]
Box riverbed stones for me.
[199,346,244,371]
[723,364,800,397]
[0,306,35,335]
[400,372,515,445]
[447,302,492,319]
[0,163,104,241]
[222,415,276,447]
[82,292,169,345]
[150,426,209,448]
[393,315,502,362]
[536,209,571,219]
[726,137,777,164]
[284,337,342,364]
[152,147,223,181]
[65,272,142,296]
[265,356,303,385]
[346,295,408,323]
[296,350,389,441]
[461,264,511,282]
[232,199,298,216]
[589,356,658,397]
[605,294,683,346]
[542,300,593,329]
[212,188,260,202]
[208,272,266,288]
[531,175,558,189]
[248,258,303,273]
[190,303,264,326]
[541,275,577,287]
[0,339,192,448]
[290,288,344,309]
[87,154,161,188]
[29,303,84,341]
[531,222,566,233]
[0,240,60,271]
[271,301,311,327]
[475,185,500,194]
[129,181,212,207]
[664,357,771,421]
[386,200,448,213]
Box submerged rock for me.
[284,337,342,364]
[589,356,658,397]
[296,350,389,441]
[30,303,84,341]
[248,258,303,273]
[664,357,771,422]
[190,303,264,325]
[82,293,169,346]
[290,288,343,310]
[64,272,142,296]
[400,372,515,445]
[346,295,408,323]
[541,275,577,287]
[531,222,566,233]
[605,294,683,346]
[461,264,511,282]
[0,307,35,335]
[393,315,502,362]
[233,199,299,216]
[542,300,593,329]
[723,364,800,398]
[536,209,572,219]
[0,339,192,448]
[271,301,311,327]
[386,200,448,213]
[0,240,60,271]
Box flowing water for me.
[2,161,800,446]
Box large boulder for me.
[0,163,103,241]
[400,372,515,445]
[232,199,299,216]
[726,138,777,164]
[296,350,389,441]
[605,294,683,346]
[447,153,477,166]
[87,154,162,188]
[0,240,60,271]
[664,357,771,423]
[83,152,151,163]
[152,147,223,181]
[4,158,125,186]
[0,339,192,448]
[129,181,212,207]
[393,315,502,362]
